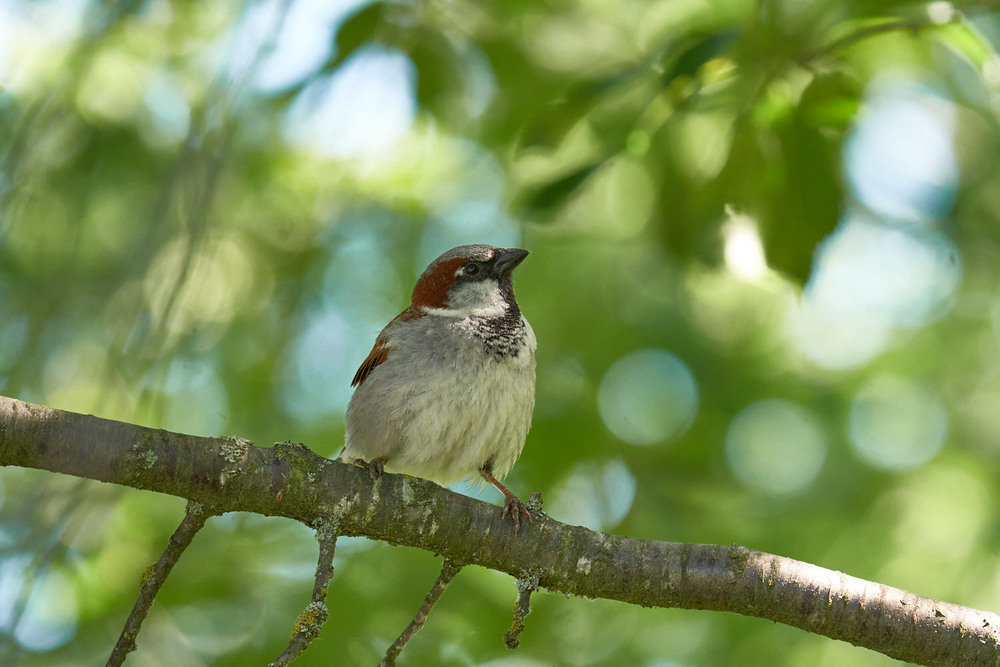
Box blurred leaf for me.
[802,16,919,61]
[934,18,998,68]
[405,28,465,119]
[660,31,742,87]
[270,2,395,108]
[799,72,863,131]
[323,1,390,73]
[513,160,604,216]
[760,118,841,283]
[474,32,612,151]
[518,70,642,149]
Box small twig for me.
[107,500,213,667]
[380,559,463,667]
[268,518,340,667]
[525,491,544,516]
[802,19,923,63]
[504,571,540,649]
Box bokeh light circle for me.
[787,213,961,371]
[597,349,698,446]
[845,77,958,223]
[725,399,827,495]
[0,557,77,651]
[848,376,948,471]
[548,458,637,531]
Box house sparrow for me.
[340,244,537,531]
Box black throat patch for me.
[454,273,528,358]
[464,309,527,358]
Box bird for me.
[340,244,537,532]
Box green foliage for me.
[2,0,1000,666]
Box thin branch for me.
[107,500,213,667]
[504,493,545,650]
[504,570,540,649]
[381,559,463,667]
[268,517,339,667]
[2,395,999,667]
[801,19,923,63]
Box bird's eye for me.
[463,262,481,276]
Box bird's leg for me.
[480,468,532,534]
[354,457,385,480]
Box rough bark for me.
[0,395,997,666]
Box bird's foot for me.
[501,492,533,535]
[353,457,384,480]
[481,468,533,534]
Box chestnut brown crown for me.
[411,244,529,313]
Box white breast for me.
[343,315,536,484]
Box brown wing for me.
[350,306,422,387]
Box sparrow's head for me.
[411,244,529,317]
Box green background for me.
[2,1,1000,665]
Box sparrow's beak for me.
[494,248,530,276]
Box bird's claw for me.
[501,494,533,534]
[354,457,384,480]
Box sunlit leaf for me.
[799,72,863,131]
[660,31,742,87]
[934,19,998,68]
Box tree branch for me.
[269,516,339,667]
[381,559,462,666]
[800,19,922,62]
[1,395,997,667]
[107,500,213,666]
[504,569,540,649]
